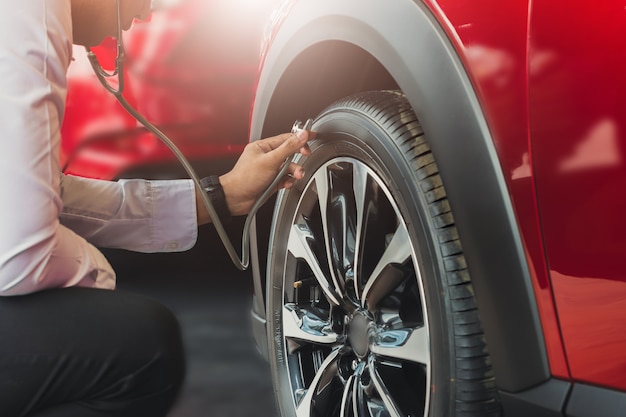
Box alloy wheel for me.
[273,157,430,417]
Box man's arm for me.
[60,174,198,253]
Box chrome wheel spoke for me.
[288,222,342,306]
[351,163,369,299]
[365,401,387,417]
[283,303,339,345]
[371,326,430,366]
[369,361,404,417]
[361,224,412,309]
[355,379,373,417]
[340,375,357,417]
[296,349,340,417]
[315,168,346,299]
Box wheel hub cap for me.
[348,310,372,359]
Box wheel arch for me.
[250,0,550,393]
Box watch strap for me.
[200,175,232,225]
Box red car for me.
[247,1,626,417]
[61,0,278,180]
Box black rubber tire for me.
[266,90,501,417]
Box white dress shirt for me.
[0,0,198,295]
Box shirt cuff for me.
[150,179,198,252]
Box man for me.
[0,1,310,415]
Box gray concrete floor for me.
[106,224,278,417]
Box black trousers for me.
[0,287,186,417]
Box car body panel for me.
[528,0,626,390]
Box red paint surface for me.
[426,0,626,389]
[528,0,626,389]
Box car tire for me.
[266,90,501,417]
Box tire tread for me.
[327,90,501,417]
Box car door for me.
[529,0,626,390]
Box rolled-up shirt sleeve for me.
[0,0,198,296]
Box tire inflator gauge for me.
[83,0,314,270]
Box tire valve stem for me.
[291,118,314,138]
[294,277,316,289]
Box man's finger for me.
[261,130,310,163]
[255,133,292,152]
[278,130,310,156]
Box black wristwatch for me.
[200,175,232,225]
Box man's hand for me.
[196,130,312,225]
